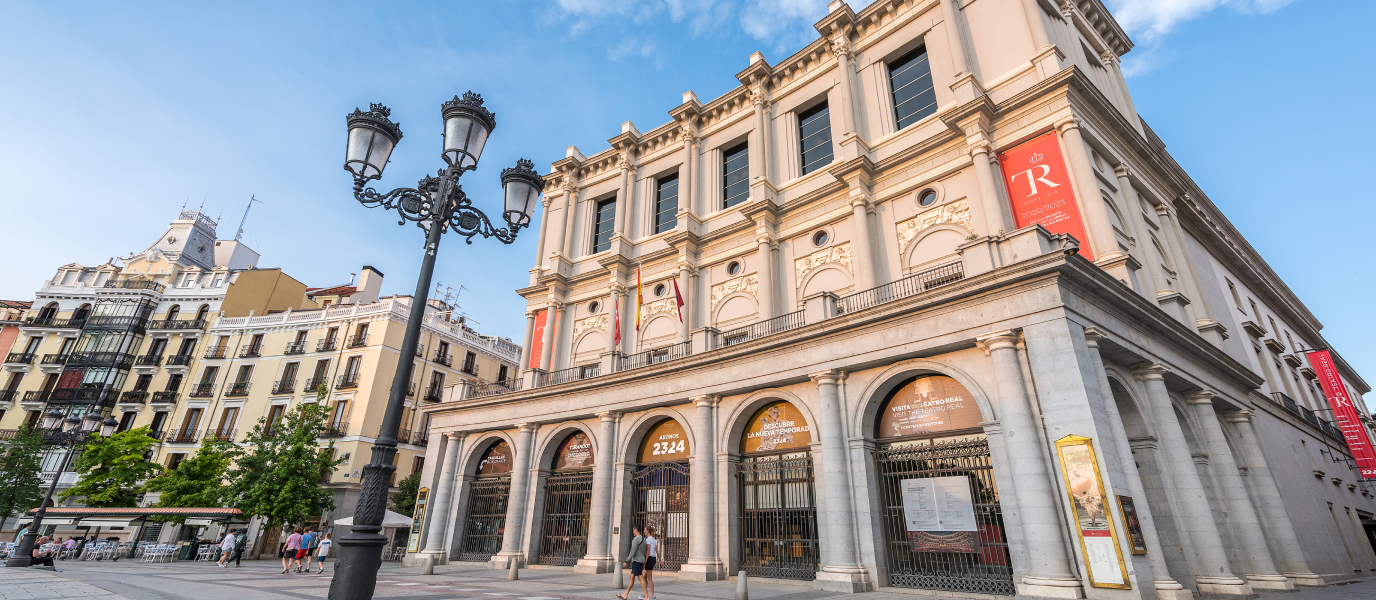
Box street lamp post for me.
[328,92,542,600]
[5,410,119,568]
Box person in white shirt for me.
[642,526,658,600]
[315,533,332,573]
[217,531,236,567]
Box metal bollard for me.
[736,570,748,600]
[508,558,519,581]
[422,555,434,575]
[612,561,623,589]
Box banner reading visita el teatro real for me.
[1306,349,1376,479]
[998,132,1094,261]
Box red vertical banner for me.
[998,133,1095,261]
[529,309,556,370]
[1306,349,1376,479]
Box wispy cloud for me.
[542,0,838,58]
[739,0,829,53]
[1105,0,1300,75]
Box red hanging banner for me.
[998,132,1095,261]
[529,309,555,370]
[1306,349,1376,479]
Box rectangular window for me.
[343,356,361,379]
[235,364,253,383]
[723,143,750,209]
[889,46,937,130]
[149,411,167,434]
[497,365,509,382]
[265,404,285,435]
[200,366,219,384]
[798,102,833,175]
[1226,278,1245,313]
[462,351,477,374]
[165,373,183,392]
[591,198,617,253]
[654,174,679,234]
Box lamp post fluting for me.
[5,411,118,568]
[328,93,542,600]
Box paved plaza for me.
[0,561,1373,600]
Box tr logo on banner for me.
[1306,349,1376,479]
[998,133,1094,261]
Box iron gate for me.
[537,471,593,565]
[874,436,1014,595]
[736,452,819,580]
[631,461,690,571]
[457,476,510,562]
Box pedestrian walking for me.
[315,533,331,573]
[616,526,646,600]
[216,530,236,567]
[231,529,247,567]
[642,526,658,600]
[282,527,303,574]
[299,528,315,574]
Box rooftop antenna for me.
[235,195,262,242]
[181,198,188,211]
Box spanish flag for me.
[634,265,645,332]
[671,275,685,323]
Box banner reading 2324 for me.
[997,133,1094,261]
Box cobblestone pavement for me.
[2,559,1373,600]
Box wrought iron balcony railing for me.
[469,379,521,399]
[104,279,165,292]
[284,342,307,355]
[836,262,964,315]
[205,428,236,442]
[150,391,178,404]
[224,381,251,397]
[135,354,163,367]
[0,390,17,403]
[23,317,85,329]
[189,382,216,397]
[423,385,443,403]
[119,391,148,404]
[317,339,338,352]
[618,342,691,372]
[715,310,805,349]
[272,378,296,394]
[405,381,416,397]
[347,334,368,348]
[4,352,35,364]
[166,354,194,366]
[23,391,49,403]
[303,376,328,393]
[148,318,206,331]
[337,373,360,389]
[41,353,69,365]
[239,345,262,358]
[84,316,150,333]
[537,364,599,388]
[204,345,229,359]
[167,428,200,443]
[434,352,452,367]
[321,421,348,437]
[460,362,478,376]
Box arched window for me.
[195,304,210,322]
[72,304,92,321]
[165,305,181,321]
[36,302,59,320]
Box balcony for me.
[423,385,443,403]
[22,391,49,403]
[204,345,229,359]
[40,354,68,365]
[205,428,236,442]
[1273,392,1348,445]
[346,334,368,348]
[38,471,80,487]
[135,354,163,367]
[303,376,328,393]
[405,381,416,397]
[537,364,600,388]
[150,391,178,404]
[238,345,262,358]
[337,373,360,390]
[67,351,135,369]
[414,430,429,446]
[166,354,194,366]
[148,318,206,331]
[23,317,85,329]
[104,279,165,292]
[4,352,35,365]
[84,316,150,334]
[272,378,296,395]
[167,428,200,443]
[836,262,965,314]
[317,339,338,352]
[396,428,412,444]
[0,390,17,403]
[469,379,521,400]
[147,428,167,441]
[618,342,691,372]
[224,381,251,397]
[434,352,452,367]
[49,387,113,404]
[189,382,215,398]
[284,342,306,355]
[321,421,348,437]
[118,391,148,404]
[461,362,478,376]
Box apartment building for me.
[411,1,1376,598]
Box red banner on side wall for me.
[997,133,1095,261]
[529,309,555,370]
[1306,349,1376,479]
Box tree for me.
[57,426,161,507]
[142,437,234,523]
[390,471,421,517]
[225,402,346,554]
[0,427,46,523]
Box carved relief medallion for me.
[572,313,608,338]
[794,242,853,283]
[896,198,973,256]
[710,274,759,312]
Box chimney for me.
[355,266,384,304]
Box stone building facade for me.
[412,1,1376,598]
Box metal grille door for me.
[874,436,1014,595]
[457,477,510,562]
[537,471,593,565]
[736,453,818,580]
[631,462,690,571]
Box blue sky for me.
[1,1,1371,401]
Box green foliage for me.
[225,402,346,530]
[143,437,235,523]
[57,426,162,507]
[390,471,421,516]
[0,426,47,521]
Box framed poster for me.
[1055,435,1129,589]
[1116,495,1147,555]
[406,487,430,553]
[900,475,979,553]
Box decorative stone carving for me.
[794,242,853,283]
[831,35,851,59]
[896,199,974,256]
[572,313,609,338]
[617,153,631,171]
[680,124,698,144]
[710,274,759,312]
[639,297,680,326]
[749,88,766,106]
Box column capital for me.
[1131,362,1170,380]
[975,329,1019,352]
[596,410,620,421]
[808,369,841,385]
[1113,163,1133,180]
[445,431,465,441]
[830,34,852,59]
[617,153,632,172]
[1185,389,1218,405]
[680,123,698,145]
[517,423,538,433]
[690,394,719,408]
[1223,409,1254,424]
[1082,325,1108,348]
[1055,117,1081,135]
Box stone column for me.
[809,370,870,592]
[577,412,619,573]
[550,184,573,261]
[977,331,1083,598]
[615,154,632,237]
[681,396,723,580]
[605,285,622,355]
[519,313,536,374]
[830,36,858,138]
[538,302,557,372]
[849,195,876,291]
[1155,203,1217,332]
[1020,0,1050,48]
[421,432,464,561]
[749,90,770,185]
[1186,391,1291,590]
[1224,409,1324,586]
[678,265,693,342]
[1133,364,1251,596]
[1112,165,1159,295]
[680,125,699,216]
[755,235,775,320]
[561,187,580,258]
[532,197,553,275]
[494,424,537,567]
[1056,119,1123,263]
[1081,329,1189,599]
[968,138,1011,235]
[1346,506,1376,569]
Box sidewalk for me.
[0,567,133,600]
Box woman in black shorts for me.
[642,526,658,600]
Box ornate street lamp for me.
[330,93,542,600]
[5,410,119,567]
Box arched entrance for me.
[630,418,690,571]
[457,440,512,561]
[872,375,1014,595]
[736,401,818,580]
[537,430,595,565]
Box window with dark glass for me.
[798,102,833,175]
[654,173,679,234]
[723,142,750,209]
[592,198,616,253]
[889,46,937,130]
